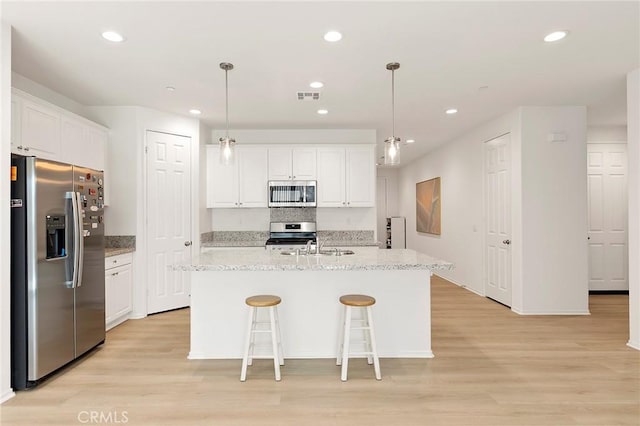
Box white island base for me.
[188,269,433,359]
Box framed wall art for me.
[416,177,441,235]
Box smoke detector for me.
[297,91,320,101]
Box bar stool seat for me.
[337,294,381,381]
[241,295,284,382]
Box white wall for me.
[398,111,519,296]
[627,68,639,350]
[398,106,588,315]
[519,107,588,314]
[199,122,213,234]
[587,125,627,142]
[211,208,270,231]
[316,208,377,231]
[211,128,375,145]
[88,107,138,235]
[11,72,101,124]
[87,106,201,319]
[0,19,15,404]
[377,167,399,217]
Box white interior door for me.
[484,134,512,306]
[146,130,192,314]
[587,143,628,291]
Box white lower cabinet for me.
[105,253,133,331]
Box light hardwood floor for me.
[1,276,638,425]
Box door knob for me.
[502,239,511,245]
[184,241,192,247]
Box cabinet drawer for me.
[105,253,133,269]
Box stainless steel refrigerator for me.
[10,154,105,390]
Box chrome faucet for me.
[305,239,313,255]
[315,238,323,255]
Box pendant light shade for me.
[219,62,236,165]
[384,62,401,166]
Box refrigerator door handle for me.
[66,191,80,288]
[75,192,84,288]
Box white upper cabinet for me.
[12,89,108,171]
[85,126,108,171]
[61,116,85,165]
[207,145,239,208]
[61,115,108,171]
[20,98,61,159]
[10,97,21,153]
[207,145,268,208]
[317,148,346,207]
[268,146,316,180]
[238,146,268,207]
[317,145,375,208]
[345,146,375,207]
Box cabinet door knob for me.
[502,239,511,245]
[17,145,23,149]
[23,147,30,151]
[184,241,192,246]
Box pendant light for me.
[384,62,401,166]
[219,62,236,164]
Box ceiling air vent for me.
[297,91,320,101]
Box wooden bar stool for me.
[336,294,381,381]
[240,295,284,382]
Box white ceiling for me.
[3,1,639,165]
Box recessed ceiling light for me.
[446,108,458,115]
[189,109,201,115]
[323,31,342,42]
[544,31,568,42]
[406,139,415,144]
[166,86,176,92]
[101,31,125,43]
[317,109,329,115]
[310,81,324,89]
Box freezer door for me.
[73,166,106,356]
[29,158,75,381]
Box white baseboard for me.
[0,389,15,404]
[511,307,591,315]
[188,351,434,360]
[434,274,484,296]
[128,313,147,320]
[627,340,640,351]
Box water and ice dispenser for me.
[45,214,66,259]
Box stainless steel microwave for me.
[268,180,317,207]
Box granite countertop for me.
[201,241,267,248]
[105,247,135,257]
[200,240,380,248]
[174,247,453,272]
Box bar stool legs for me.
[240,295,283,382]
[337,295,381,381]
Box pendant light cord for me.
[225,69,229,140]
[391,68,395,138]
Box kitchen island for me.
[175,247,453,359]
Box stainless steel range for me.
[265,222,316,251]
